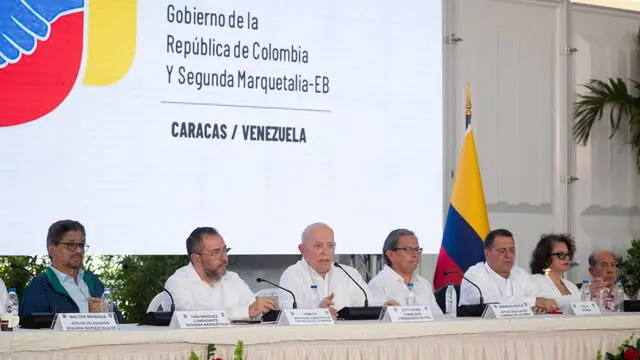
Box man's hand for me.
[384,300,400,306]
[534,297,558,313]
[319,292,337,318]
[248,296,277,318]
[590,277,607,298]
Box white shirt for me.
[50,266,91,313]
[163,263,255,320]
[0,278,7,312]
[368,265,443,316]
[530,274,580,311]
[279,259,383,310]
[459,262,540,306]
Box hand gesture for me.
[248,296,277,318]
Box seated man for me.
[459,229,557,313]
[588,249,628,310]
[369,229,442,315]
[164,227,276,320]
[20,220,123,322]
[279,222,389,316]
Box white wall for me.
[240,0,640,291]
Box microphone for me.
[123,263,175,312]
[444,270,484,304]
[256,277,297,309]
[333,262,368,307]
[10,263,57,328]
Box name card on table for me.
[567,301,601,316]
[277,308,335,326]
[380,306,434,323]
[482,303,534,319]
[52,312,118,331]
[169,310,231,329]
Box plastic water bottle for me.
[580,280,591,301]
[102,287,114,313]
[309,284,320,308]
[6,288,19,316]
[612,280,625,312]
[406,283,417,305]
[445,282,457,318]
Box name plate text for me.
[169,310,231,329]
[53,312,118,331]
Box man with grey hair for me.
[369,229,442,315]
[588,249,628,310]
[279,222,389,316]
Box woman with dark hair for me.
[529,234,580,311]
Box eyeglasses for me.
[58,242,89,252]
[392,247,423,255]
[551,252,573,260]
[196,247,231,257]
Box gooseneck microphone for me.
[256,277,297,309]
[333,262,368,307]
[10,263,58,314]
[444,270,484,304]
[123,263,175,312]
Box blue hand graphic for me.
[0,0,84,67]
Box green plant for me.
[618,240,640,298]
[596,335,640,360]
[190,341,243,360]
[573,28,640,170]
[0,256,48,299]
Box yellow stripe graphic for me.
[84,0,137,85]
[450,129,490,240]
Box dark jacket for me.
[19,267,124,323]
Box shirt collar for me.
[50,266,84,284]
[484,262,511,280]
[380,265,413,284]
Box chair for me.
[434,284,461,313]
[147,292,165,312]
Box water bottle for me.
[612,280,625,312]
[406,283,417,305]
[6,288,19,316]
[101,287,114,313]
[445,282,457,318]
[309,284,320,308]
[580,280,591,301]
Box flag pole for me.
[465,82,472,129]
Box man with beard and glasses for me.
[163,227,276,320]
[20,220,123,322]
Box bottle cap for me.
[7,288,16,293]
[407,282,414,287]
[104,287,111,291]
[310,284,317,289]
[583,280,589,284]
[616,280,622,284]
[448,282,453,286]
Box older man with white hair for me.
[279,222,392,317]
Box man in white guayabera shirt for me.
[368,228,443,315]
[164,227,276,320]
[459,228,558,313]
[279,222,393,317]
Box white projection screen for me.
[0,0,442,255]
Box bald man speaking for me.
[279,222,392,317]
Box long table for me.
[1,314,639,360]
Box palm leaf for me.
[573,78,633,145]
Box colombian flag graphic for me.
[0,0,137,127]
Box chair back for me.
[147,292,165,312]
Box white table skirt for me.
[1,314,639,360]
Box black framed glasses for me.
[196,247,231,257]
[58,242,89,252]
[551,252,572,260]
[392,247,423,255]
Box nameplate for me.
[277,308,335,326]
[568,301,601,315]
[52,312,118,331]
[169,310,231,329]
[381,305,434,323]
[482,303,534,319]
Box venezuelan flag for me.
[433,84,489,290]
